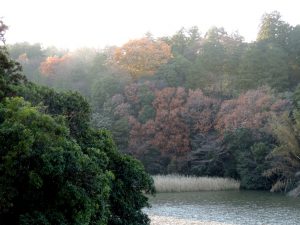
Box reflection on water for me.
[145,191,300,225]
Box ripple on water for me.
[145,191,300,225]
[150,215,233,225]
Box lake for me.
[145,191,300,225]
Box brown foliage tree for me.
[151,87,190,156]
[128,116,155,156]
[114,37,172,79]
[215,87,290,134]
[185,89,220,133]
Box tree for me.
[0,23,155,224]
[184,90,222,177]
[0,97,112,225]
[0,21,8,43]
[16,83,91,140]
[38,48,107,97]
[0,97,155,225]
[287,25,300,87]
[40,55,70,77]
[223,128,274,190]
[92,75,127,112]
[126,86,191,173]
[185,89,220,133]
[257,11,291,47]
[151,87,190,172]
[156,54,191,87]
[264,86,300,194]
[8,42,46,83]
[166,27,202,61]
[0,21,26,101]
[264,112,300,194]
[79,129,154,225]
[187,27,245,95]
[215,87,290,134]
[114,37,171,79]
[17,82,155,224]
[237,42,289,91]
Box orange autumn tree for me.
[114,37,172,79]
[40,55,70,77]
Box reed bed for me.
[153,174,240,192]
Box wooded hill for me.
[8,11,300,194]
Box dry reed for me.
[153,174,240,192]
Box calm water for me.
[145,191,300,225]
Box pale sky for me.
[2,0,300,50]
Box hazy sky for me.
[2,0,300,49]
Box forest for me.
[5,10,300,197]
[0,20,155,225]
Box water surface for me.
[145,191,300,225]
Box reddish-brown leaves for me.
[186,89,220,133]
[215,87,290,133]
[151,87,190,155]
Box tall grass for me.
[153,174,240,192]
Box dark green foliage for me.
[136,84,156,123]
[137,148,170,175]
[223,129,273,190]
[186,58,209,90]
[0,46,26,101]
[156,55,191,87]
[19,81,154,224]
[92,74,128,112]
[165,27,201,61]
[237,42,289,91]
[189,134,226,177]
[0,28,154,225]
[108,155,154,225]
[110,118,129,151]
[16,83,90,139]
[77,129,155,225]
[138,105,155,124]
[0,97,112,225]
[14,85,153,225]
